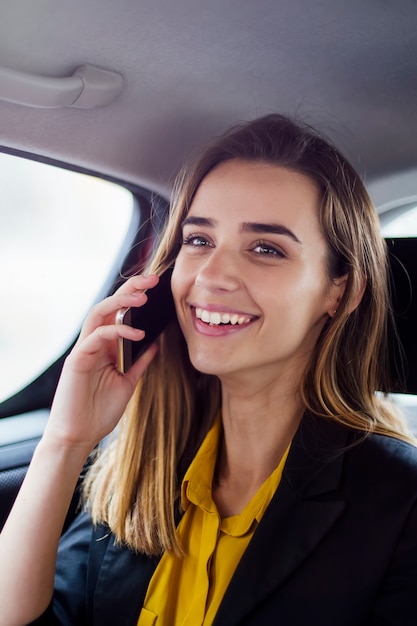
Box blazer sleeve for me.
[366,494,417,624]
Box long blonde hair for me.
[84,114,415,556]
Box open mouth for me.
[194,307,256,327]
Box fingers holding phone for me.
[45,274,165,449]
[76,273,159,344]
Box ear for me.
[328,273,366,317]
[348,274,367,314]
[327,274,347,318]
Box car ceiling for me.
[0,0,417,201]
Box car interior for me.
[1,0,417,533]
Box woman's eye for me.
[252,241,284,257]
[182,234,212,247]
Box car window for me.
[0,152,137,403]
[380,202,417,432]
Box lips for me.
[194,307,255,326]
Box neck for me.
[217,373,304,488]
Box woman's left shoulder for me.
[346,430,417,494]
[359,430,417,466]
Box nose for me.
[195,247,241,293]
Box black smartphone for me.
[116,267,176,373]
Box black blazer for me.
[34,413,417,625]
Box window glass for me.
[0,152,136,403]
[389,394,417,434]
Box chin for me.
[187,350,229,377]
[190,359,224,377]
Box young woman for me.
[1,115,417,626]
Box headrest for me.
[386,238,417,394]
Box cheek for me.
[171,260,192,317]
[263,271,329,321]
[170,265,183,307]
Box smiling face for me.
[171,160,346,390]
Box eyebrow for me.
[241,221,301,244]
[181,216,302,245]
[182,216,214,229]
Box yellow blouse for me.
[138,418,290,626]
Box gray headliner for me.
[1,0,417,199]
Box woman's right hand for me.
[43,273,160,455]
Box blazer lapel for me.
[214,413,351,626]
[92,531,160,625]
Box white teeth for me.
[210,312,222,325]
[201,309,211,323]
[195,307,251,326]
